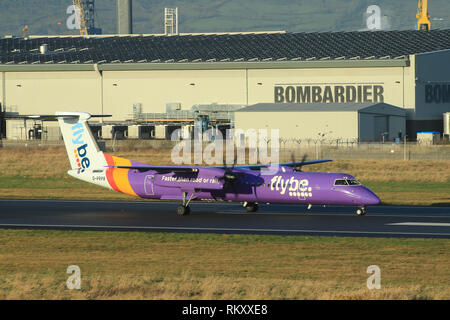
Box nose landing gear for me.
[356,207,366,216]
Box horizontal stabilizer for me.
[27,112,111,121]
[234,159,333,169]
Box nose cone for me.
[361,187,381,205]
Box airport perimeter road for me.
[0,199,450,238]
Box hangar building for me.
[235,103,406,141]
[1,29,450,141]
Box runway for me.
[1,199,450,238]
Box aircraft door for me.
[144,175,155,195]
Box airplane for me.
[50,111,380,216]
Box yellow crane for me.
[22,25,29,38]
[416,0,431,31]
[72,0,89,35]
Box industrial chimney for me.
[117,0,132,34]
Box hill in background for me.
[1,0,449,36]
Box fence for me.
[1,138,449,161]
[281,143,450,161]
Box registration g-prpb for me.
[226,304,268,315]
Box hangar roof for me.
[1,29,450,65]
[237,103,406,116]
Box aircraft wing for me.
[109,165,200,173]
[110,159,332,173]
[232,159,333,169]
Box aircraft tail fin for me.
[56,111,108,173]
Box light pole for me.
[0,102,3,146]
[381,131,388,144]
[317,131,332,159]
[403,134,408,161]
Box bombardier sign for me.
[274,84,385,104]
[425,84,450,104]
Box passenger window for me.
[346,180,361,186]
[334,179,348,186]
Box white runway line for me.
[216,211,450,218]
[388,222,450,227]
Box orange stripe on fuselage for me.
[104,153,120,192]
[104,153,137,197]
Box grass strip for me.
[0,229,449,299]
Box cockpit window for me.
[334,179,361,186]
[346,179,361,186]
[334,179,348,186]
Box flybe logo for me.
[71,123,90,174]
[270,176,313,198]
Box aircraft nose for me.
[361,187,381,205]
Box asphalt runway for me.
[1,199,450,238]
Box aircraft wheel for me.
[356,207,366,216]
[245,203,259,213]
[177,205,191,216]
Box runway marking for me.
[216,211,450,218]
[388,222,450,227]
[1,223,450,237]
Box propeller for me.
[219,153,239,195]
[291,153,308,172]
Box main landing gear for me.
[176,205,190,216]
[177,192,194,216]
[356,206,366,216]
[244,202,259,213]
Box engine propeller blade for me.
[219,152,239,195]
[291,153,308,171]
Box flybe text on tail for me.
[72,123,90,174]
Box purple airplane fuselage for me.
[120,164,380,207]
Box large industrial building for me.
[1,29,450,141]
[235,103,406,142]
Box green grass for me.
[365,181,450,193]
[0,175,79,189]
[0,229,449,299]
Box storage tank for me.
[444,112,450,137]
[39,44,48,54]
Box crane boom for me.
[416,0,431,31]
[22,25,29,38]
